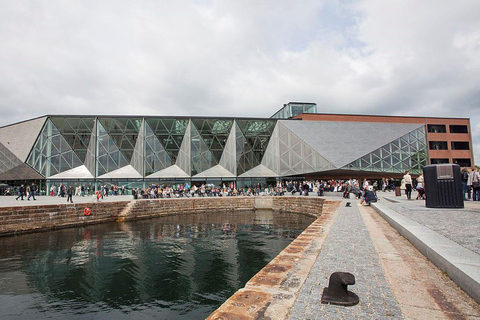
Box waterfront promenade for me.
[1,192,480,319]
[289,194,480,319]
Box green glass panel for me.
[190,121,217,175]
[96,120,129,175]
[145,119,188,163]
[144,121,172,176]
[98,118,141,162]
[50,117,95,162]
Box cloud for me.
[0,0,478,163]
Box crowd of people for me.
[9,166,480,204]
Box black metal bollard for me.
[321,272,359,306]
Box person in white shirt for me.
[403,170,413,200]
[468,167,480,201]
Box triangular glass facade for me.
[9,116,438,180]
[50,117,95,162]
[96,120,129,177]
[190,121,217,175]
[26,120,83,177]
[343,127,427,174]
[235,119,276,175]
[145,118,189,164]
[191,119,233,163]
[98,118,142,162]
[144,121,172,176]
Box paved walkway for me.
[0,194,132,207]
[378,194,480,255]
[290,199,403,319]
[371,193,480,305]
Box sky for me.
[0,0,479,164]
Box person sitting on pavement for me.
[360,186,377,206]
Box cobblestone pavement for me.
[378,192,480,255]
[289,200,403,320]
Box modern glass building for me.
[0,111,441,194]
[270,102,317,119]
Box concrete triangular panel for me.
[0,141,23,174]
[219,123,237,176]
[146,164,190,178]
[0,117,46,162]
[176,121,191,175]
[131,120,145,176]
[0,163,44,180]
[193,164,236,178]
[49,165,94,179]
[261,122,280,174]
[239,164,279,178]
[262,122,334,176]
[84,120,97,176]
[98,164,142,179]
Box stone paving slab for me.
[289,199,403,319]
[371,200,480,305]
[378,193,480,256]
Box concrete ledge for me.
[371,202,480,304]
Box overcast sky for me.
[0,0,479,164]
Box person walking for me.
[15,184,25,200]
[66,185,74,203]
[27,183,36,201]
[415,173,425,200]
[403,170,413,200]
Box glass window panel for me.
[427,124,446,133]
[449,125,468,134]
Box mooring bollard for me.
[321,272,359,306]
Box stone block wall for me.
[0,202,129,236]
[271,197,325,216]
[123,197,256,221]
[0,196,328,236]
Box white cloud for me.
[0,0,479,163]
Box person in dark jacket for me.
[66,185,74,203]
[27,183,36,201]
[361,187,377,206]
[16,184,25,200]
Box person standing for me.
[403,170,413,200]
[461,168,469,200]
[468,167,480,201]
[66,185,74,203]
[27,183,36,201]
[15,184,25,201]
[415,173,425,200]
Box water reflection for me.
[0,210,314,319]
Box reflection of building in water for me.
[253,209,275,225]
[0,211,313,312]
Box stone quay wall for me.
[0,196,326,237]
[0,201,129,236]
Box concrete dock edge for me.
[371,202,480,304]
